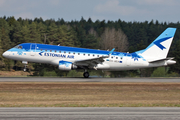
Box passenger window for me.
[73,53,75,54]
[111,57,113,59]
[78,53,80,55]
[45,50,47,52]
[69,52,71,54]
[55,50,56,53]
[50,50,52,52]
[116,57,118,59]
[93,54,95,57]
[64,51,66,53]
[41,49,42,51]
[97,55,99,57]
[59,51,61,53]
[88,54,90,56]
[83,54,85,56]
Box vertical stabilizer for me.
[136,28,176,62]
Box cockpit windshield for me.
[14,45,22,49]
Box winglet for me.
[108,48,115,55]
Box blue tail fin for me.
[136,28,176,62]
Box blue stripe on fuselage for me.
[19,43,117,55]
[16,43,141,59]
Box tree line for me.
[0,16,180,77]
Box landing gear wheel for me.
[83,72,89,78]
[23,67,26,72]
[23,65,27,72]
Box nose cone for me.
[2,51,9,58]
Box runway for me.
[0,107,180,120]
[0,78,180,120]
[0,77,180,82]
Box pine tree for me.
[29,22,41,43]
[47,22,58,44]
[11,21,22,45]
[0,18,12,70]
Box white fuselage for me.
[3,44,174,71]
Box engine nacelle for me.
[58,60,77,71]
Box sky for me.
[0,0,180,23]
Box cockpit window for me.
[14,45,22,49]
[18,46,22,49]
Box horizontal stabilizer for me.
[148,57,174,63]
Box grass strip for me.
[0,82,179,107]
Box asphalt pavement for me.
[0,107,180,120]
[0,77,180,82]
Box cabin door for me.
[126,54,131,66]
[30,44,36,56]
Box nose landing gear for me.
[23,65,28,72]
[22,61,28,72]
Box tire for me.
[83,72,89,78]
[23,68,26,72]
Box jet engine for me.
[58,60,77,71]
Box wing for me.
[74,48,115,69]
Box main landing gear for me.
[83,71,89,78]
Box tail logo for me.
[154,37,171,50]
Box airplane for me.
[2,27,177,78]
